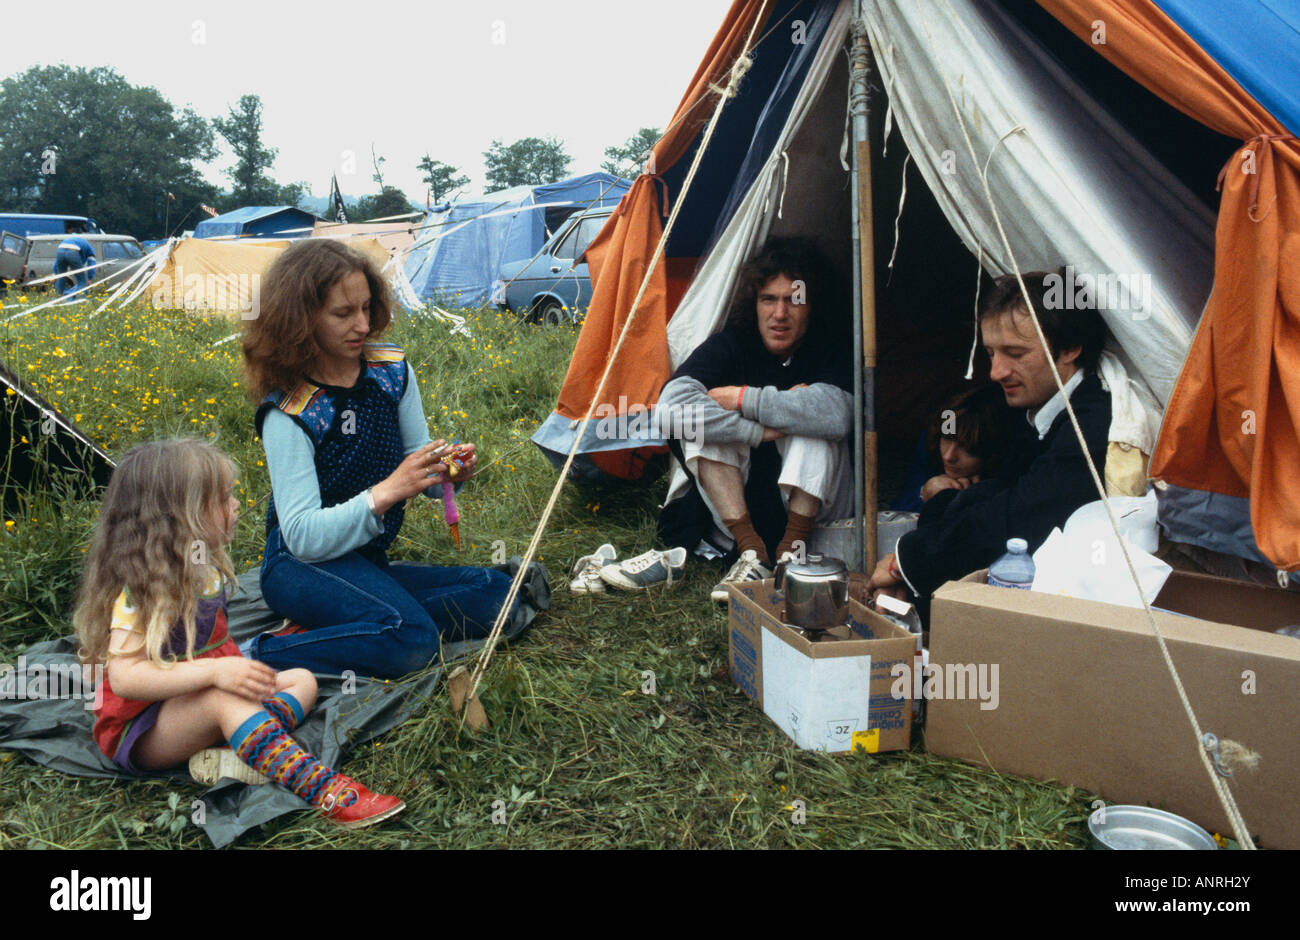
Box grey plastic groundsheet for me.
[0,559,548,847]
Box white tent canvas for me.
[657,0,1214,509]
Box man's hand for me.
[866,551,908,604]
[919,473,980,502]
[920,474,960,501]
[707,385,744,411]
[761,427,785,442]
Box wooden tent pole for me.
[849,9,878,574]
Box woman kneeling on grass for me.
[241,239,516,679]
[76,439,404,829]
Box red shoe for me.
[318,775,406,829]
[270,619,307,638]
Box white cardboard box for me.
[727,580,914,753]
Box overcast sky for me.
[7,0,733,201]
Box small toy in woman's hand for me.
[440,441,472,550]
[443,444,472,480]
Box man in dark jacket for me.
[657,237,854,600]
[867,270,1112,619]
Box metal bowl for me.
[1088,805,1218,850]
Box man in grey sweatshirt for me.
[657,237,854,600]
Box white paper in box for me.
[759,628,871,752]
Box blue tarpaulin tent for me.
[194,206,317,240]
[403,172,630,308]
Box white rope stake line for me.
[114,241,179,309]
[4,248,156,323]
[917,0,1255,847]
[88,241,175,319]
[464,1,774,707]
[24,260,100,287]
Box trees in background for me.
[0,65,219,239]
[602,127,661,178]
[483,137,571,192]
[213,94,281,208]
[0,66,652,234]
[417,155,470,205]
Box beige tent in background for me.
[311,220,416,257]
[147,236,391,317]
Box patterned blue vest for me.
[255,343,409,556]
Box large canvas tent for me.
[534,0,1300,575]
[403,172,631,309]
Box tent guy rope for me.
[461,0,775,714]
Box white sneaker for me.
[188,747,270,787]
[599,547,688,591]
[569,543,617,594]
[711,550,773,603]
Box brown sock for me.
[723,513,769,565]
[776,510,816,561]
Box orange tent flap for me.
[1038,0,1300,568]
[557,188,672,419]
[556,0,774,424]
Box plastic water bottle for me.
[988,538,1035,590]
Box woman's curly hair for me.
[242,239,392,402]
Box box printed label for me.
[729,627,758,700]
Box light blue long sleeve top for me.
[262,361,437,563]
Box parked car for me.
[19,233,146,291]
[0,213,102,237]
[0,230,26,290]
[496,206,613,324]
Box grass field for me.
[0,289,1099,849]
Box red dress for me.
[93,570,240,773]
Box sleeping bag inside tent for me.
[534,0,1300,575]
[403,172,630,309]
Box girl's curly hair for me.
[73,439,237,667]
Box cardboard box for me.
[726,580,915,753]
[927,570,1300,848]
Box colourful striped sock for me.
[229,712,355,809]
[262,691,305,731]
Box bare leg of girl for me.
[132,687,266,771]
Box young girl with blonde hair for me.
[74,438,404,829]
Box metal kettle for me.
[774,554,850,631]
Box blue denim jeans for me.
[253,530,516,678]
[54,247,92,295]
